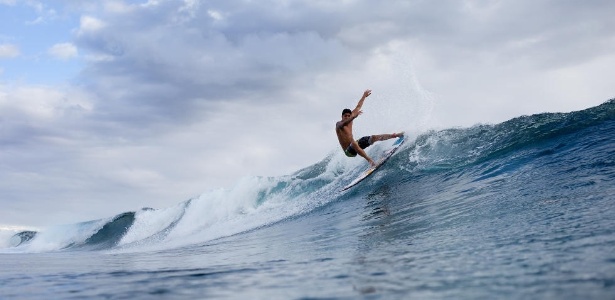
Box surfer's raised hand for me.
[353,90,370,113]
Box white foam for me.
[16,219,109,253]
[163,176,290,245]
[0,229,19,249]
[117,204,187,247]
[112,157,351,252]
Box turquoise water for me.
[1,100,614,299]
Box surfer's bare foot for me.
[369,159,377,167]
[394,132,404,138]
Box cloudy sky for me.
[1,0,614,227]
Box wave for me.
[404,98,615,172]
[3,98,614,253]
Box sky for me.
[1,0,614,228]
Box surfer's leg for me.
[370,132,403,143]
[352,140,376,167]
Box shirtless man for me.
[336,89,403,167]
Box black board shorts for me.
[344,136,372,157]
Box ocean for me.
[1,99,614,299]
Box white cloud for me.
[103,0,135,14]
[0,44,20,58]
[48,43,78,60]
[207,9,223,21]
[77,15,106,34]
[21,1,58,25]
[0,84,92,121]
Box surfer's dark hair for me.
[342,108,352,116]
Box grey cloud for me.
[408,1,615,69]
[74,1,352,130]
[69,0,615,141]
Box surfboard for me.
[341,135,406,191]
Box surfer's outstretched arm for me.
[352,89,371,115]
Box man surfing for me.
[336,89,403,167]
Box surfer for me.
[336,89,403,167]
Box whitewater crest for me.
[2,99,614,253]
[1,154,354,253]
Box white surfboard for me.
[341,135,406,191]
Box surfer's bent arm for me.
[336,119,351,130]
[353,89,371,114]
[336,112,361,129]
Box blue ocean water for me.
[1,99,614,299]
